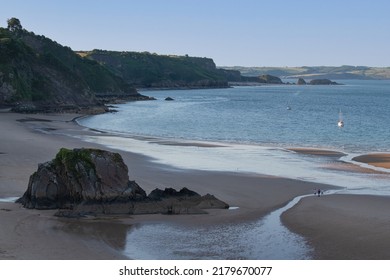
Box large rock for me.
[17,148,146,210]
[17,148,229,216]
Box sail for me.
[338,110,343,122]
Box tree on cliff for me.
[7,17,23,32]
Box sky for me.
[1,0,389,67]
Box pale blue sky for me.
[1,0,389,67]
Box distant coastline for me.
[220,66,390,80]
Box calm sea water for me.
[81,80,390,153]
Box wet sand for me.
[290,147,389,174]
[352,153,390,169]
[288,147,346,158]
[282,194,390,259]
[284,148,390,259]
[1,112,389,259]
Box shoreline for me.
[1,111,390,259]
[76,114,390,176]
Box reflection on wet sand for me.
[56,219,132,251]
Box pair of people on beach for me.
[315,189,323,197]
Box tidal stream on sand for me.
[123,191,337,259]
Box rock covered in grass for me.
[16,148,146,210]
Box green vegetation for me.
[0,18,140,111]
[53,148,125,180]
[112,152,124,164]
[80,51,287,88]
[7,17,22,32]
[54,148,95,175]
[79,50,230,88]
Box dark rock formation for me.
[17,148,229,216]
[257,74,283,84]
[133,188,228,215]
[309,79,340,85]
[16,148,146,209]
[148,187,199,200]
[165,97,174,101]
[297,78,307,85]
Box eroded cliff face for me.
[79,50,230,89]
[0,26,142,112]
[17,148,229,216]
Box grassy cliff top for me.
[78,50,229,88]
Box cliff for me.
[0,20,145,112]
[78,50,230,89]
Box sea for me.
[83,80,390,152]
[77,80,390,259]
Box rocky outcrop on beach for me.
[145,187,229,214]
[16,148,229,216]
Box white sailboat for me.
[338,110,344,127]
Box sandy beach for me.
[353,153,390,169]
[282,194,390,259]
[1,112,390,259]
